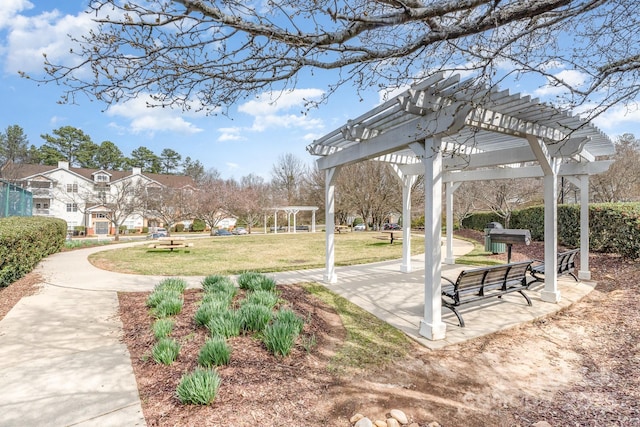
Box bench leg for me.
[518,290,532,306]
[569,272,579,282]
[442,303,465,327]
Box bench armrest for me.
[441,276,456,286]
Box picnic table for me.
[380,230,402,244]
[335,225,350,233]
[148,236,193,251]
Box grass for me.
[152,337,181,365]
[303,283,410,372]
[176,368,221,405]
[88,232,425,275]
[198,336,232,367]
[152,318,175,340]
[262,320,299,357]
[454,236,505,266]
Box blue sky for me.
[1,1,639,180]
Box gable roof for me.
[0,162,196,189]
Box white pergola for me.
[307,73,614,341]
[264,206,319,233]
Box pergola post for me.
[414,138,447,340]
[311,209,317,233]
[445,181,461,265]
[324,167,338,283]
[392,165,416,273]
[542,167,561,302]
[567,175,591,280]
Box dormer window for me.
[96,174,109,182]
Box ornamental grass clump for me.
[237,272,276,292]
[152,294,184,318]
[207,309,242,338]
[202,275,236,295]
[152,318,175,340]
[262,320,299,357]
[275,308,304,335]
[239,302,272,332]
[176,367,221,405]
[194,299,228,326]
[146,288,181,309]
[242,289,279,309]
[198,336,232,367]
[156,277,187,293]
[152,337,181,365]
[201,289,234,307]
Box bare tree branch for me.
[22,0,640,116]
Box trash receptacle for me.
[484,222,506,254]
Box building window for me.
[66,183,78,193]
[66,203,78,212]
[96,174,109,182]
[96,213,107,219]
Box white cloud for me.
[226,162,239,170]
[0,0,33,30]
[585,102,640,134]
[3,8,97,74]
[534,69,588,97]
[238,88,324,116]
[217,127,244,142]
[107,94,203,136]
[231,88,325,134]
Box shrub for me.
[153,294,184,318]
[175,223,185,232]
[239,303,272,332]
[0,216,66,287]
[198,336,232,367]
[275,308,304,335]
[191,218,206,232]
[152,318,175,340]
[152,337,180,365]
[194,300,228,326]
[262,320,299,357]
[207,309,242,338]
[237,272,276,292]
[176,368,221,405]
[242,289,279,309]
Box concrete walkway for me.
[0,238,595,426]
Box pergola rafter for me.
[307,73,614,341]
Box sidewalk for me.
[0,238,595,425]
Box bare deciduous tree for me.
[194,172,233,235]
[144,184,195,235]
[270,153,308,206]
[591,133,640,202]
[227,174,270,233]
[29,1,639,119]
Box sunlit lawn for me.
[89,231,426,276]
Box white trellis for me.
[307,73,614,341]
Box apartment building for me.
[1,161,196,235]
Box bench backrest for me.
[453,261,532,299]
[558,249,579,273]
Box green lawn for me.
[89,231,426,275]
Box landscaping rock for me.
[374,420,387,427]
[389,409,409,425]
[532,422,552,427]
[350,413,365,424]
[354,417,374,427]
[425,422,440,427]
[386,418,401,427]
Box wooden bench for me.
[529,249,579,283]
[441,260,534,327]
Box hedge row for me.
[0,217,67,288]
[462,203,640,259]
